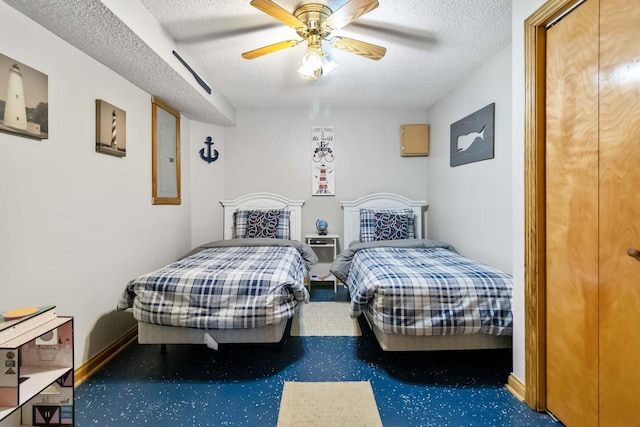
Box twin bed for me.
[118,192,513,352]
[117,193,316,348]
[332,193,513,351]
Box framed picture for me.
[450,103,495,167]
[0,53,48,140]
[311,125,335,196]
[95,99,126,157]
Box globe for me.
[316,219,328,235]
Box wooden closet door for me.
[598,0,640,424]
[545,0,599,425]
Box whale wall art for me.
[449,103,495,167]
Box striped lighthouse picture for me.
[95,99,126,157]
[111,109,117,150]
[311,125,335,196]
[0,53,48,139]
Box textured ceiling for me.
[3,0,512,125]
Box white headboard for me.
[219,193,305,241]
[342,193,428,245]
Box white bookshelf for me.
[306,234,340,292]
[0,314,73,426]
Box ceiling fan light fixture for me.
[302,46,323,71]
[297,51,339,80]
[321,53,339,76]
[297,64,321,80]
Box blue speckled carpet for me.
[75,286,561,426]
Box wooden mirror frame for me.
[151,96,181,205]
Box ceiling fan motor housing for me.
[294,3,333,43]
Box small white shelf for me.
[1,318,69,349]
[0,314,74,426]
[305,234,339,292]
[309,273,336,282]
[17,367,71,408]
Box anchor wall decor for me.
[200,136,219,163]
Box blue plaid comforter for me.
[331,240,513,336]
[117,242,312,330]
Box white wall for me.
[426,45,513,274]
[189,120,225,247]
[0,3,193,366]
[223,108,429,248]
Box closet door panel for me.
[544,0,599,425]
[598,0,640,424]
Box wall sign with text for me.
[311,125,335,196]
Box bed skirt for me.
[137,320,289,345]
[364,313,512,351]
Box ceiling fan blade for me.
[329,37,386,60]
[324,0,379,30]
[249,0,305,29]
[241,40,301,59]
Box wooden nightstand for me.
[305,234,339,292]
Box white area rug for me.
[277,381,382,427]
[290,302,361,336]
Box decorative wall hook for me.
[200,136,219,163]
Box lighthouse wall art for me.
[311,125,335,196]
[0,53,48,140]
[95,99,126,157]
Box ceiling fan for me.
[241,0,386,79]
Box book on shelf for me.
[0,306,57,344]
[309,239,328,245]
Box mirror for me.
[152,96,181,205]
